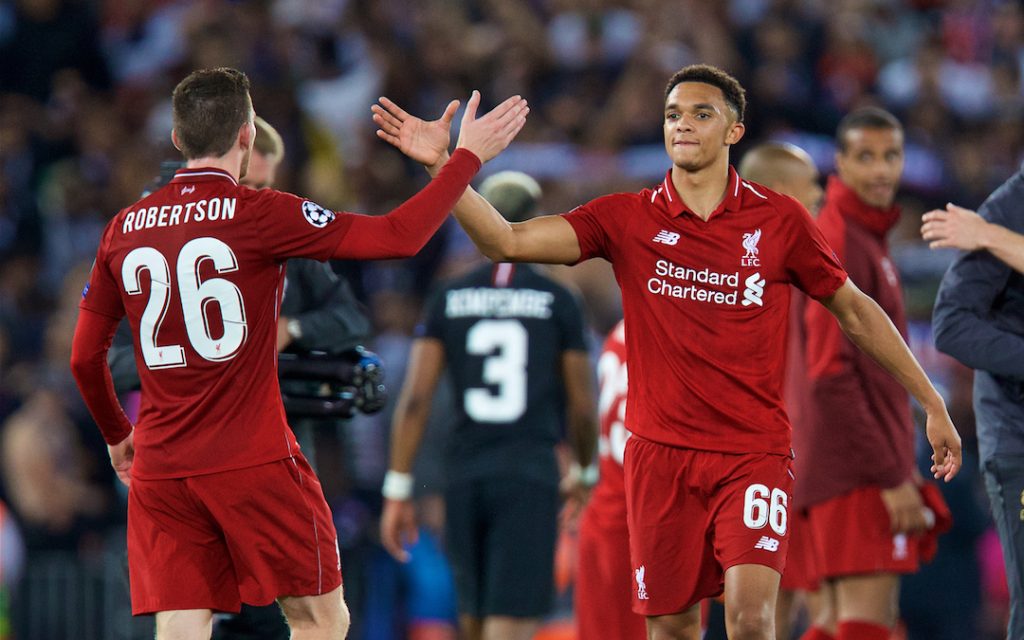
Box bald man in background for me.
[739,142,825,640]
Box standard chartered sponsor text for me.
[648,259,740,305]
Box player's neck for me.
[670,156,730,221]
[184,153,243,181]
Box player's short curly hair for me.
[665,64,746,123]
[172,67,253,159]
[835,106,903,152]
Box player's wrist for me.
[382,470,414,501]
[286,318,303,341]
[978,220,1001,251]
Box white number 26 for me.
[122,237,247,369]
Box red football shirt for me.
[586,320,630,526]
[563,167,847,455]
[81,168,366,479]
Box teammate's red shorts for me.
[779,508,820,591]
[127,454,342,615]
[624,436,793,616]
[806,485,920,579]
[576,512,646,640]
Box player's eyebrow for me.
[665,102,721,114]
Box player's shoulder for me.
[571,190,646,215]
[738,178,811,221]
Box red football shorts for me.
[576,512,646,640]
[779,507,820,591]
[127,454,342,615]
[807,485,921,579]
[624,436,793,616]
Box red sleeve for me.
[252,149,481,262]
[783,197,847,300]
[70,307,134,445]
[332,149,482,260]
[560,194,624,263]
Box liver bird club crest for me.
[742,229,762,267]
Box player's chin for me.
[674,157,705,172]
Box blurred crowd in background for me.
[0,0,1021,638]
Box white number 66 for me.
[742,483,787,536]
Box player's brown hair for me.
[253,115,284,161]
[836,107,903,152]
[665,64,746,123]
[171,67,253,159]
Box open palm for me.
[372,97,457,167]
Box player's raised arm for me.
[819,279,963,481]
[328,92,528,261]
[373,93,583,265]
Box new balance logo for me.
[742,272,766,307]
[653,230,680,245]
[754,536,780,552]
[635,565,649,600]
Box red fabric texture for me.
[837,620,891,640]
[576,321,645,639]
[70,307,133,444]
[624,436,793,616]
[780,507,821,591]
[796,176,914,510]
[800,627,837,640]
[128,454,340,614]
[807,486,921,578]
[917,482,953,562]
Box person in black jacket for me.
[928,170,1024,640]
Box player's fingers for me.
[460,90,481,127]
[500,110,529,140]
[493,99,528,127]
[946,202,971,215]
[945,441,963,481]
[483,95,523,122]
[375,129,401,147]
[378,96,410,120]
[371,112,402,137]
[921,210,946,222]
[371,104,402,127]
[440,99,460,124]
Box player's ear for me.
[238,120,255,151]
[171,129,182,152]
[725,120,745,146]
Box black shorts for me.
[444,478,558,618]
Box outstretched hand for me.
[373,92,529,167]
[455,91,529,163]
[372,97,459,167]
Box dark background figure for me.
[932,161,1024,640]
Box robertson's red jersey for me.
[585,320,630,526]
[81,168,362,479]
[562,167,847,455]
